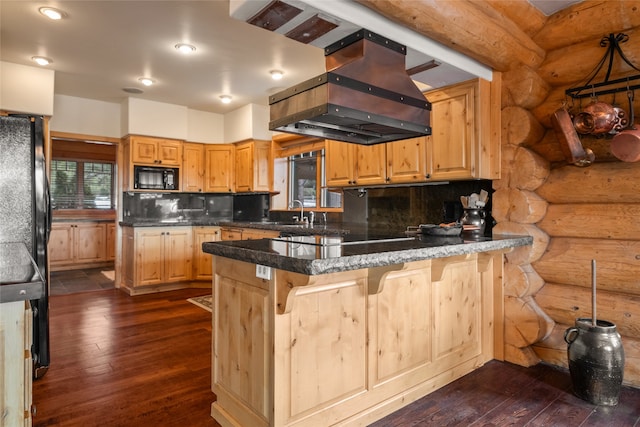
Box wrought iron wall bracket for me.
[565,33,640,100]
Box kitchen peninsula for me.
[203,231,531,427]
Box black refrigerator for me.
[0,114,51,378]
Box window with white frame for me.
[289,150,341,209]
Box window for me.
[50,160,114,209]
[289,150,341,209]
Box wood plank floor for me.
[33,288,640,427]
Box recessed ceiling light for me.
[39,7,66,20]
[270,70,284,80]
[175,43,196,54]
[219,95,232,104]
[31,56,52,66]
[138,77,155,86]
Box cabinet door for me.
[386,137,429,183]
[163,228,192,283]
[106,223,116,261]
[193,227,220,280]
[131,137,158,164]
[325,140,355,186]
[75,223,106,263]
[221,228,242,241]
[135,229,164,286]
[157,140,182,166]
[49,223,74,265]
[182,142,204,192]
[122,227,134,287]
[234,142,253,192]
[205,145,235,192]
[253,140,271,192]
[354,144,387,186]
[242,229,279,240]
[426,82,474,180]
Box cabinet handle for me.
[425,173,431,179]
[385,177,390,182]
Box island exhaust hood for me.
[269,30,432,145]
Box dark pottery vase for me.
[564,318,625,406]
[460,208,486,236]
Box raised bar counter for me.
[203,229,532,427]
[202,232,532,275]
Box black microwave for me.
[134,165,179,190]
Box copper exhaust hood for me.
[269,30,432,145]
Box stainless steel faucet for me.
[289,199,303,222]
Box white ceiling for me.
[0,1,578,115]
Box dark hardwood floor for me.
[33,286,640,427]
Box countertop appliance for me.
[0,115,51,379]
[134,165,179,190]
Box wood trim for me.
[51,131,120,145]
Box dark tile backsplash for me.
[123,192,272,223]
[343,180,494,234]
[123,181,493,234]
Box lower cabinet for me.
[49,221,114,271]
[211,252,502,427]
[193,226,220,280]
[0,301,32,427]
[221,227,279,241]
[122,226,192,290]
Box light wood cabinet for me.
[0,301,32,427]
[325,78,500,187]
[221,227,279,241]
[128,135,182,166]
[241,228,280,240]
[182,142,205,192]
[122,135,183,191]
[49,222,111,270]
[234,139,271,192]
[386,136,429,183]
[210,251,502,427]
[106,223,116,261]
[126,227,193,287]
[326,139,426,186]
[193,226,220,280]
[204,144,235,193]
[425,78,500,181]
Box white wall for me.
[188,109,224,143]
[50,95,121,137]
[0,61,55,116]
[224,103,272,142]
[124,98,188,139]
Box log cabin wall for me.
[360,0,640,387]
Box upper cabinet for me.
[325,141,386,187]
[182,142,205,192]
[128,135,182,166]
[326,78,500,188]
[204,144,235,193]
[425,78,500,181]
[234,139,271,192]
[122,135,184,192]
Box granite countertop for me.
[202,233,533,275]
[0,242,45,303]
[119,220,348,236]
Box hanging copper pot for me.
[573,101,618,134]
[552,108,595,166]
[611,90,640,162]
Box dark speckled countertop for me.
[0,242,45,303]
[202,232,532,275]
[119,220,348,236]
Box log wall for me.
[360,0,640,387]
